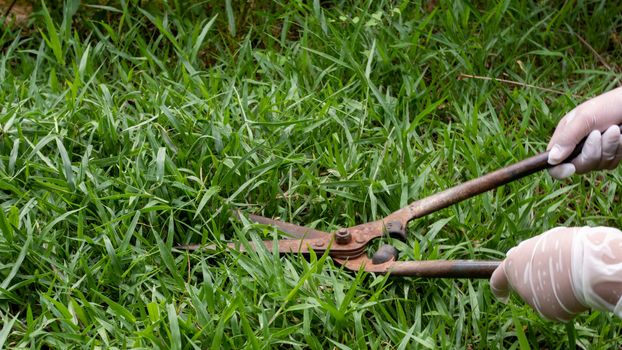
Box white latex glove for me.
[548,87,622,179]
[490,226,622,322]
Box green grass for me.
[1,0,622,348]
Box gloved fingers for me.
[498,234,544,304]
[548,163,576,179]
[489,262,510,303]
[548,87,622,166]
[572,130,602,174]
[492,227,589,322]
[548,103,602,165]
[599,125,621,170]
[548,127,622,178]
[609,135,622,170]
[548,109,582,165]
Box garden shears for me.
[180,143,586,279]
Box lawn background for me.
[1,0,622,348]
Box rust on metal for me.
[244,213,329,239]
[335,255,500,278]
[335,228,352,245]
[381,152,550,233]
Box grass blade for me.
[0,314,18,349]
[55,137,76,191]
[1,234,31,290]
[167,303,182,350]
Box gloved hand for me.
[490,226,622,322]
[548,87,622,179]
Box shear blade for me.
[175,212,330,251]
[244,213,330,239]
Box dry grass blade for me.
[457,73,582,98]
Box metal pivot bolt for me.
[335,228,352,244]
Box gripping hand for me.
[490,227,622,321]
[548,88,622,179]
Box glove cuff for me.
[572,226,622,317]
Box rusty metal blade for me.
[176,238,333,255]
[174,213,332,252]
[224,238,329,254]
[243,213,330,239]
